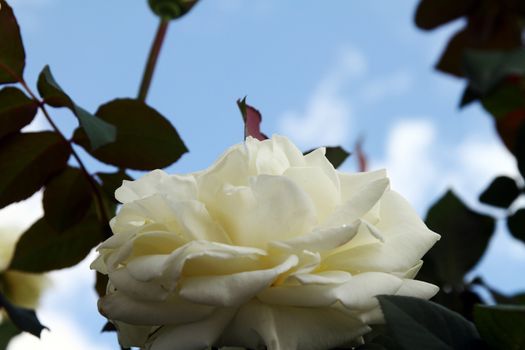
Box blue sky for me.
[2,0,525,348]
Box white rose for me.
[92,135,440,350]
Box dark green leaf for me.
[420,190,495,286]
[0,0,25,83]
[462,49,525,95]
[474,305,525,350]
[303,146,351,169]
[73,104,117,150]
[479,176,520,208]
[0,132,70,209]
[0,87,38,139]
[516,124,525,178]
[101,321,116,333]
[0,292,47,338]
[0,320,20,349]
[37,66,116,149]
[430,287,483,321]
[36,65,73,108]
[9,206,104,272]
[95,272,108,298]
[73,98,188,170]
[459,85,480,108]
[378,295,483,350]
[43,166,93,231]
[507,209,525,244]
[96,170,132,203]
[414,0,476,30]
[481,81,525,119]
[325,146,351,169]
[148,0,199,20]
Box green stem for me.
[137,19,170,102]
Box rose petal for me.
[258,272,403,309]
[99,291,215,326]
[324,177,389,227]
[220,300,370,350]
[179,255,298,306]
[147,308,237,350]
[284,166,339,221]
[270,222,360,252]
[204,175,317,247]
[115,169,197,204]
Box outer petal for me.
[323,191,440,274]
[257,272,403,310]
[146,308,237,350]
[115,169,197,204]
[99,291,214,326]
[220,301,370,350]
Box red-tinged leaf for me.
[237,97,268,141]
[355,137,367,172]
[0,132,70,209]
[0,0,25,83]
[0,87,38,140]
[496,109,525,153]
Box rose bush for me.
[92,135,440,350]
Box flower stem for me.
[18,78,112,239]
[137,19,170,102]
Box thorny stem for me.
[18,77,113,239]
[137,18,170,102]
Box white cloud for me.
[359,70,413,103]
[0,192,43,232]
[372,118,439,209]
[374,118,524,292]
[21,111,52,133]
[278,46,367,149]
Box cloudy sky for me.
[3,0,525,348]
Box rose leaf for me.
[237,97,268,141]
[9,205,105,272]
[0,0,25,84]
[419,190,495,286]
[474,305,525,350]
[507,208,525,244]
[479,175,520,208]
[0,131,70,209]
[0,87,38,140]
[37,65,116,149]
[0,292,47,338]
[43,166,93,231]
[72,98,188,170]
[378,295,483,350]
